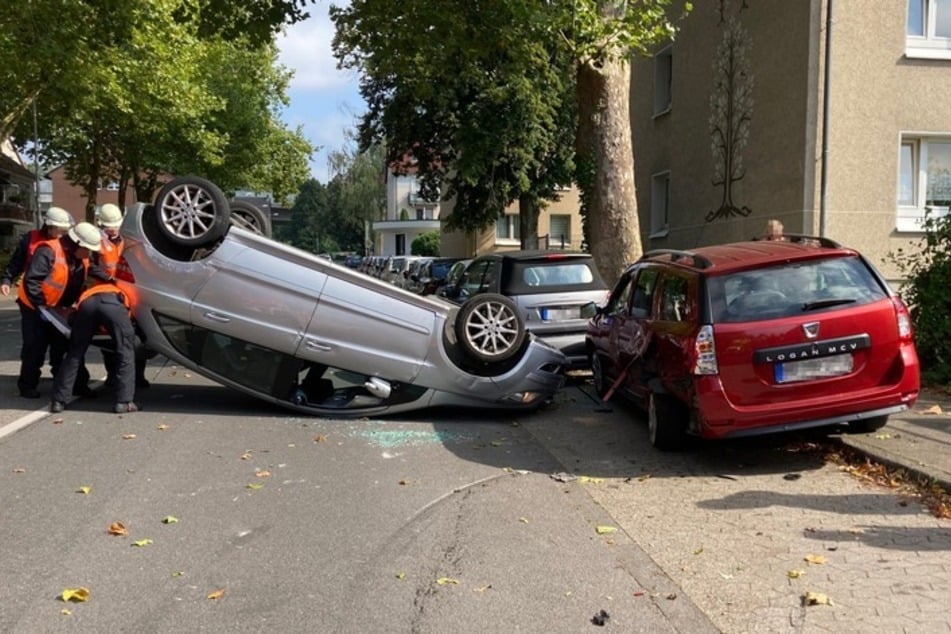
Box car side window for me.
[658,274,690,322]
[632,269,659,318]
[606,274,636,317]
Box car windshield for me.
[431,261,456,278]
[708,255,888,323]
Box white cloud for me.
[276,2,366,183]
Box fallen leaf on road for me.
[108,522,128,536]
[398,479,411,485]
[874,433,892,440]
[122,434,137,440]
[802,591,833,606]
[157,424,169,431]
[633,590,647,597]
[436,577,460,585]
[666,593,677,600]
[60,609,72,615]
[395,572,406,579]
[596,526,617,535]
[580,476,604,484]
[474,584,492,593]
[694,547,704,555]
[240,451,252,460]
[162,516,179,524]
[518,517,529,523]
[207,588,226,600]
[246,483,264,490]
[314,435,327,443]
[172,571,184,577]
[804,554,827,565]
[61,587,90,602]
[13,468,25,474]
[132,539,153,547]
[787,569,805,579]
[76,486,91,495]
[52,418,63,424]
[255,470,271,478]
[921,404,942,415]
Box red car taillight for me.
[892,296,914,342]
[692,324,719,375]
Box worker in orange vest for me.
[93,203,149,390]
[16,221,99,398]
[50,278,139,414]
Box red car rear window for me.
[707,255,888,323]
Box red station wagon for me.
[585,235,921,450]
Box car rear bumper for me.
[692,372,920,440]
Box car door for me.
[300,275,436,382]
[189,241,326,355]
[650,269,698,403]
[612,267,659,397]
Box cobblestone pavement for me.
[526,385,951,634]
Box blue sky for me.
[276,3,365,184]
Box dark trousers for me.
[16,303,88,394]
[53,293,136,405]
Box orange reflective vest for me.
[98,232,124,279]
[17,238,84,310]
[78,282,133,315]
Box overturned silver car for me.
[113,176,566,416]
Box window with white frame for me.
[897,136,951,231]
[654,46,673,115]
[906,0,951,58]
[650,171,670,237]
[495,214,520,243]
[549,214,571,248]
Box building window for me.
[906,0,951,58]
[396,234,406,255]
[650,171,670,237]
[549,214,571,248]
[654,46,673,116]
[897,136,951,231]
[495,214,520,242]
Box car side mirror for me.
[580,302,599,319]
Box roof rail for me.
[751,233,842,248]
[642,249,713,269]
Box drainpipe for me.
[819,0,833,237]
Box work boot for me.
[50,401,65,413]
[114,402,139,414]
[20,389,41,399]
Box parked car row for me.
[113,176,921,453]
[355,254,465,297]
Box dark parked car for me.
[412,257,462,295]
[445,250,609,368]
[106,176,567,417]
[585,236,921,450]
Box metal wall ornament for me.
[707,0,753,222]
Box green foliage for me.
[889,213,951,384]
[399,209,410,221]
[1,0,312,217]
[412,231,441,257]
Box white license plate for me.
[540,308,579,321]
[775,354,853,383]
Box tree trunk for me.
[575,56,642,283]
[518,193,540,250]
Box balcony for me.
[0,201,34,225]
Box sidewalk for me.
[838,388,951,492]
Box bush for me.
[889,212,951,384]
[412,231,440,257]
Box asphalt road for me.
[0,290,713,633]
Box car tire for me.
[648,392,688,451]
[591,353,610,398]
[153,176,231,248]
[455,293,527,364]
[229,199,271,237]
[846,415,889,434]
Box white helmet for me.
[44,206,73,228]
[68,222,102,252]
[97,203,124,228]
